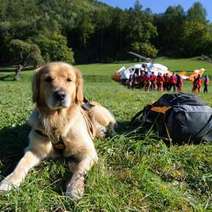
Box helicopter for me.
[113,52,171,82]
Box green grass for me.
[156,57,212,73]
[0,57,211,211]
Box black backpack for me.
[130,93,212,144]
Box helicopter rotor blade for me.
[128,51,153,63]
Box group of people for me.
[192,74,209,93]
[120,64,210,94]
[125,67,183,92]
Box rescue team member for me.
[126,70,186,93]
[176,74,183,92]
[144,71,151,91]
[203,75,209,93]
[163,73,169,91]
[157,73,164,91]
[150,72,157,90]
[192,74,202,93]
[169,73,177,92]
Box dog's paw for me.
[0,179,14,192]
[96,127,107,139]
[65,174,85,200]
[66,186,84,200]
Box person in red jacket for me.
[176,74,183,92]
[192,74,202,93]
[196,74,202,93]
[144,71,151,91]
[138,70,145,88]
[150,72,157,90]
[163,73,170,91]
[157,73,164,91]
[169,73,177,92]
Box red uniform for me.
[150,74,157,90]
[157,75,164,91]
[169,74,177,92]
[163,74,169,91]
[144,74,151,91]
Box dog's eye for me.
[67,78,72,82]
[45,76,53,82]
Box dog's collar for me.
[35,129,48,137]
[81,98,94,111]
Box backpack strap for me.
[150,106,171,114]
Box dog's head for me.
[32,62,83,110]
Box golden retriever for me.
[0,62,116,199]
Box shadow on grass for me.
[0,124,30,176]
[0,66,33,73]
[0,66,34,81]
[115,120,131,135]
[0,124,73,195]
[0,74,16,81]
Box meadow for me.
[0,58,211,211]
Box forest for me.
[0,0,212,65]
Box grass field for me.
[0,58,211,211]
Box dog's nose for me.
[54,90,66,101]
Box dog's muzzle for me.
[54,90,66,102]
[48,90,70,108]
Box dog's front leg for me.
[0,150,42,192]
[0,130,54,192]
[66,151,98,200]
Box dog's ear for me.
[75,68,84,104]
[32,66,43,103]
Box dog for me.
[0,62,116,199]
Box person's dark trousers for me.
[170,84,176,92]
[204,84,208,93]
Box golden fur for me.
[0,62,116,199]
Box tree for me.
[187,2,207,23]
[181,2,209,56]
[9,39,44,66]
[154,5,185,55]
[0,0,212,64]
[35,33,75,64]
[131,42,158,58]
[126,1,158,57]
[9,39,44,79]
[181,20,208,56]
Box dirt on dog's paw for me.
[65,174,85,200]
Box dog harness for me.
[34,129,65,150]
[34,100,95,153]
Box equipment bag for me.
[130,93,212,144]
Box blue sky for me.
[99,0,212,21]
